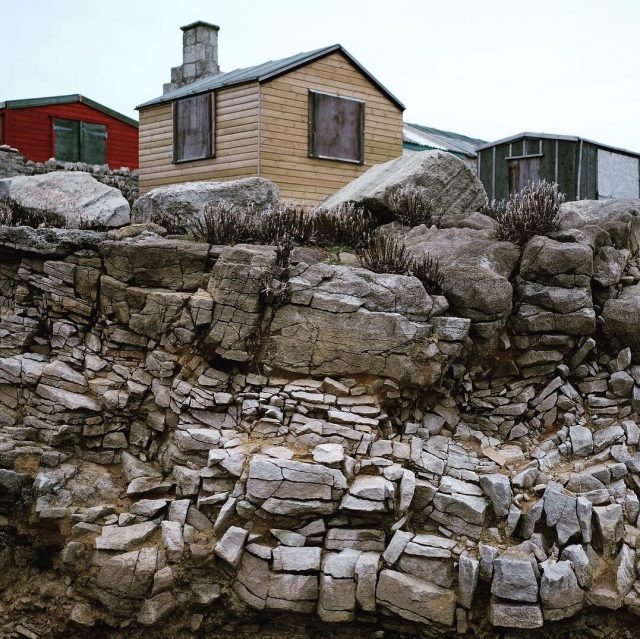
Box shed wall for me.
[1,104,138,169]
[138,82,260,193]
[259,51,403,204]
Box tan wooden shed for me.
[137,24,405,205]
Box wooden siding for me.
[138,83,260,193]
[1,103,138,169]
[259,51,403,204]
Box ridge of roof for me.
[403,122,485,156]
[0,94,138,127]
[137,44,405,110]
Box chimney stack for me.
[163,21,220,95]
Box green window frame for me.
[53,118,107,164]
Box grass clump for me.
[494,180,564,245]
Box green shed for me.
[477,133,640,202]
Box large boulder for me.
[131,177,279,228]
[558,199,640,254]
[602,283,640,359]
[397,225,520,340]
[0,172,130,228]
[317,151,487,221]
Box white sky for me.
[1,0,639,149]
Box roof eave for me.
[0,94,138,128]
[137,43,406,112]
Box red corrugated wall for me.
[0,102,138,169]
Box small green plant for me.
[387,185,440,228]
[494,180,564,245]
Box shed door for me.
[54,118,81,162]
[81,122,107,165]
[597,149,639,199]
[509,157,541,194]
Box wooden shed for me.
[137,23,404,204]
[0,94,139,169]
[477,132,640,202]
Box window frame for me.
[308,89,365,164]
[172,92,216,164]
[52,117,108,165]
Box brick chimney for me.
[163,21,221,94]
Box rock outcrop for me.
[2,194,640,638]
[131,177,279,229]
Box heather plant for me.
[356,233,413,274]
[313,203,374,250]
[387,185,441,228]
[0,197,66,228]
[409,252,444,294]
[494,180,564,245]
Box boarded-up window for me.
[173,93,215,162]
[309,91,364,163]
[53,118,107,164]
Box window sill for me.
[309,153,364,165]
[173,155,216,164]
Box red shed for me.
[0,94,138,169]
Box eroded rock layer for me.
[1,202,640,638]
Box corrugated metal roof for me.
[0,94,138,127]
[137,44,405,110]
[403,122,485,157]
[476,131,640,159]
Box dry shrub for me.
[387,185,440,228]
[494,180,564,245]
[260,234,294,309]
[409,252,444,294]
[0,197,66,228]
[356,232,443,294]
[313,203,374,250]
[260,204,314,245]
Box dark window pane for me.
[53,118,81,162]
[174,93,214,162]
[81,122,107,165]
[309,91,364,163]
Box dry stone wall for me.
[1,200,640,638]
[0,145,138,205]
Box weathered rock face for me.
[2,195,640,638]
[131,177,279,228]
[317,150,488,221]
[0,172,130,228]
[397,224,520,341]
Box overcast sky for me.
[1,0,638,149]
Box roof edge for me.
[0,94,138,128]
[137,43,405,111]
[477,131,640,158]
[258,44,405,111]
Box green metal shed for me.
[477,133,640,202]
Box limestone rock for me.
[318,150,487,221]
[0,172,130,228]
[132,177,278,228]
